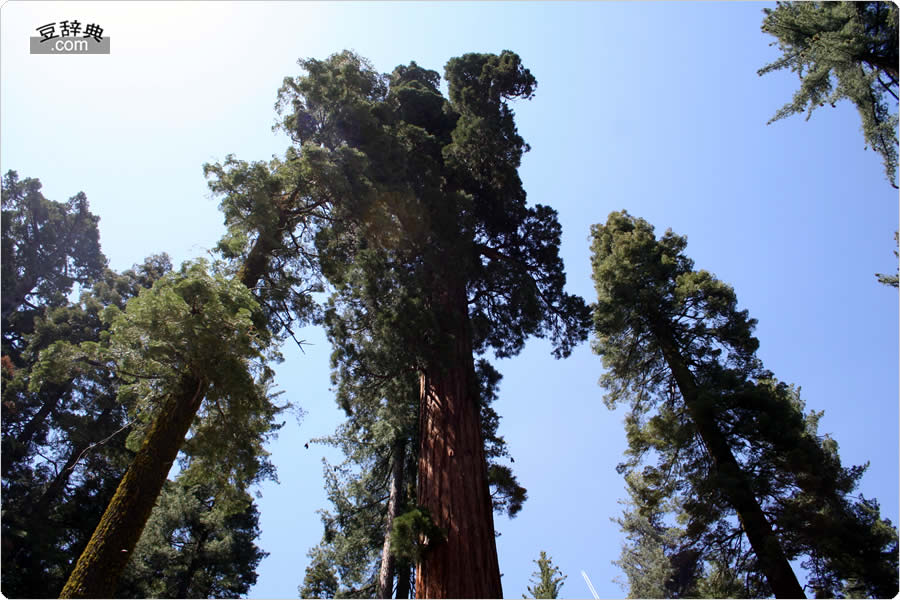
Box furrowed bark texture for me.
[654,322,805,599]
[415,280,502,599]
[379,437,407,598]
[59,374,209,599]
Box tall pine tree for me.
[592,211,898,599]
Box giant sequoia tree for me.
[299,356,525,598]
[276,51,589,597]
[592,211,898,599]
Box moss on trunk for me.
[59,374,209,599]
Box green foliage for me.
[299,547,339,599]
[758,2,899,187]
[3,249,283,597]
[275,49,590,367]
[389,507,445,564]
[1,170,107,361]
[613,476,681,599]
[117,476,267,599]
[523,551,566,599]
[203,152,325,342]
[1,255,170,599]
[592,210,899,598]
[876,231,899,287]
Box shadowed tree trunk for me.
[59,373,209,598]
[654,320,805,599]
[176,524,211,599]
[396,560,411,599]
[379,436,407,598]
[415,279,502,599]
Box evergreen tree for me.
[758,2,899,187]
[58,149,325,597]
[55,260,282,598]
[276,50,588,598]
[1,171,106,364]
[1,171,108,479]
[614,473,765,599]
[1,253,171,598]
[523,551,566,599]
[591,211,898,599]
[299,357,525,598]
[117,474,268,599]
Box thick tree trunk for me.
[415,279,502,599]
[378,437,407,598]
[58,373,209,599]
[654,326,805,599]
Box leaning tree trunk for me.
[654,323,805,599]
[378,436,408,598]
[59,212,285,599]
[59,373,209,598]
[415,279,502,599]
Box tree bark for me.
[415,279,502,599]
[654,323,805,599]
[378,436,407,598]
[58,373,209,599]
[57,205,282,598]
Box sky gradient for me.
[2,2,897,598]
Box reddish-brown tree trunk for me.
[59,373,209,599]
[415,280,502,599]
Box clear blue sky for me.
[2,2,897,598]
